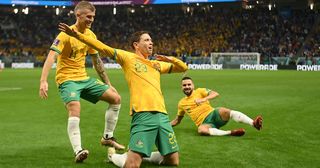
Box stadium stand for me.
[0,4,319,66]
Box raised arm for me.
[58,23,115,58]
[156,54,188,73]
[39,50,58,99]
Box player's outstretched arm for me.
[155,54,188,73]
[171,116,184,127]
[39,50,58,99]
[58,23,116,58]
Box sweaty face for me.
[136,33,153,57]
[181,79,194,96]
[76,8,95,28]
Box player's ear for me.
[133,42,138,49]
[75,10,81,18]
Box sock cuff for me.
[109,104,121,108]
[68,117,80,121]
[229,110,235,117]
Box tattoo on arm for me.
[92,55,111,85]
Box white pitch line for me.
[0,87,22,91]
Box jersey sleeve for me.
[177,101,185,117]
[114,49,133,66]
[50,32,68,54]
[88,33,98,55]
[157,57,188,74]
[75,31,118,59]
[199,88,212,97]
[158,61,173,74]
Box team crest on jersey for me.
[152,62,161,71]
[53,39,60,46]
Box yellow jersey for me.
[177,88,214,126]
[74,32,188,115]
[50,25,98,84]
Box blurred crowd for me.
[0,5,319,66]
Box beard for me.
[183,89,192,96]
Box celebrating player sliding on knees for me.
[171,76,263,136]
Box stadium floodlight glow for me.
[113,6,116,15]
[22,7,29,15]
[268,4,272,10]
[210,5,213,8]
[187,6,190,12]
[310,3,314,10]
[45,5,47,8]
[63,6,66,9]
[131,9,135,13]
[13,8,18,14]
[196,3,199,6]
[12,4,15,7]
[56,7,59,15]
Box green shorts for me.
[202,108,228,128]
[129,112,179,157]
[58,78,109,104]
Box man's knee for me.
[124,161,140,168]
[66,101,80,117]
[100,89,121,104]
[168,159,179,166]
[124,151,142,168]
[111,93,121,104]
[198,125,210,135]
[109,86,121,103]
[107,88,121,104]
[219,107,230,121]
[163,152,179,166]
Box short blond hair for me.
[74,1,95,13]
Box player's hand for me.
[171,120,178,127]
[58,23,77,37]
[155,54,173,62]
[39,81,49,99]
[195,98,206,105]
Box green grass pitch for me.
[0,68,320,168]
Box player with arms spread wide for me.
[39,1,124,163]
[171,76,263,136]
[58,22,188,167]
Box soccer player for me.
[171,76,263,136]
[39,1,124,163]
[58,23,188,167]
